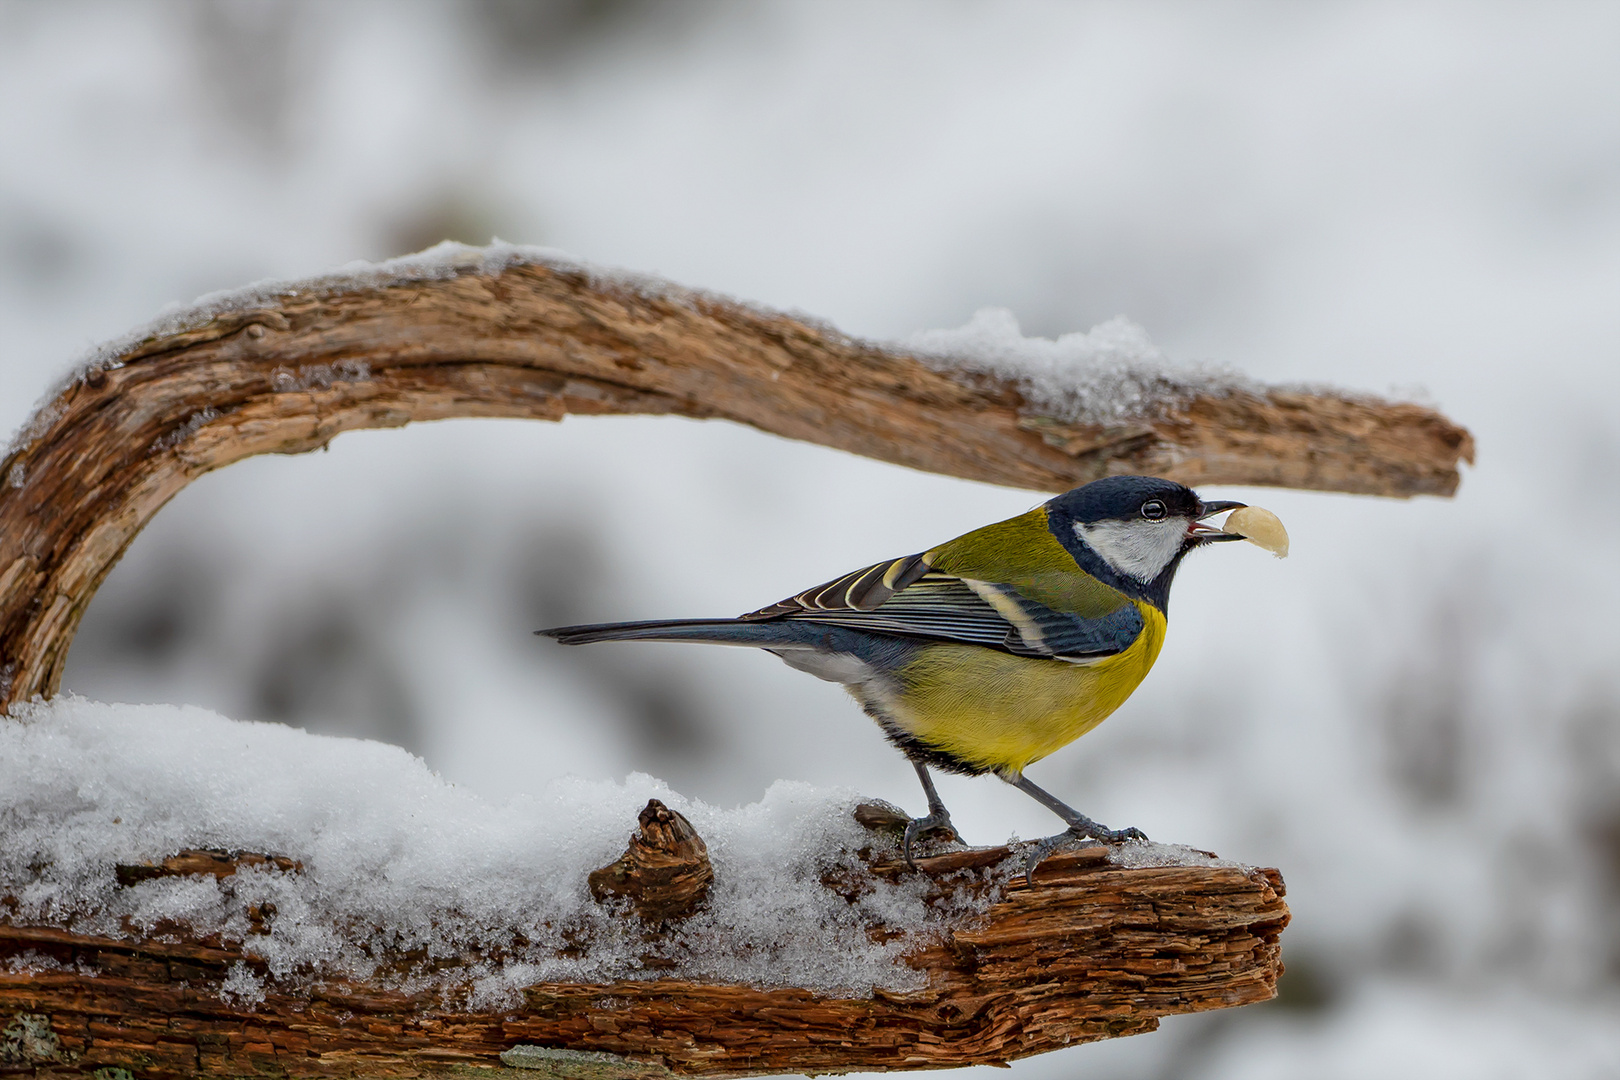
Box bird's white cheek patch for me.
[1075,519,1186,583]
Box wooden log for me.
[0,247,1471,710]
[1,835,1288,1079]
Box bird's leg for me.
[902,762,961,868]
[1004,772,1147,886]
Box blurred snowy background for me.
[4,1,1619,1076]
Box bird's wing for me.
[742,557,1142,662]
[743,553,934,617]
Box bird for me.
[539,475,1256,879]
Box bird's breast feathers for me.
[875,600,1167,776]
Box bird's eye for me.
[1141,499,1167,520]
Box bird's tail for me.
[537,618,793,648]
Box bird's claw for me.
[1022,823,1148,886]
[1022,831,1088,886]
[902,811,960,868]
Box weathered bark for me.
[588,800,714,927]
[1,840,1288,1079]
[112,850,304,890]
[0,249,1471,710]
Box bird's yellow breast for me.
[883,600,1167,776]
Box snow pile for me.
[906,307,1264,425]
[0,697,989,1005]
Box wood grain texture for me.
[588,800,714,927]
[0,251,1471,709]
[1,844,1288,1079]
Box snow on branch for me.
[0,243,1470,710]
[0,701,1287,1078]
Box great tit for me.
[540,475,1256,875]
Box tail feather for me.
[537,618,791,647]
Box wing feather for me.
[742,559,1142,662]
[744,553,932,618]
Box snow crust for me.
[1105,840,1240,871]
[907,307,1264,425]
[0,696,990,1005]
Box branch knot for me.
[588,799,713,925]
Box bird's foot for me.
[1022,822,1148,886]
[902,810,961,868]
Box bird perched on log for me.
[541,475,1285,878]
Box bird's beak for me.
[1187,500,1247,543]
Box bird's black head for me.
[1045,476,1245,611]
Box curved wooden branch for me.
[1,832,1287,1079]
[0,247,1470,710]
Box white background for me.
[4,2,1619,1076]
